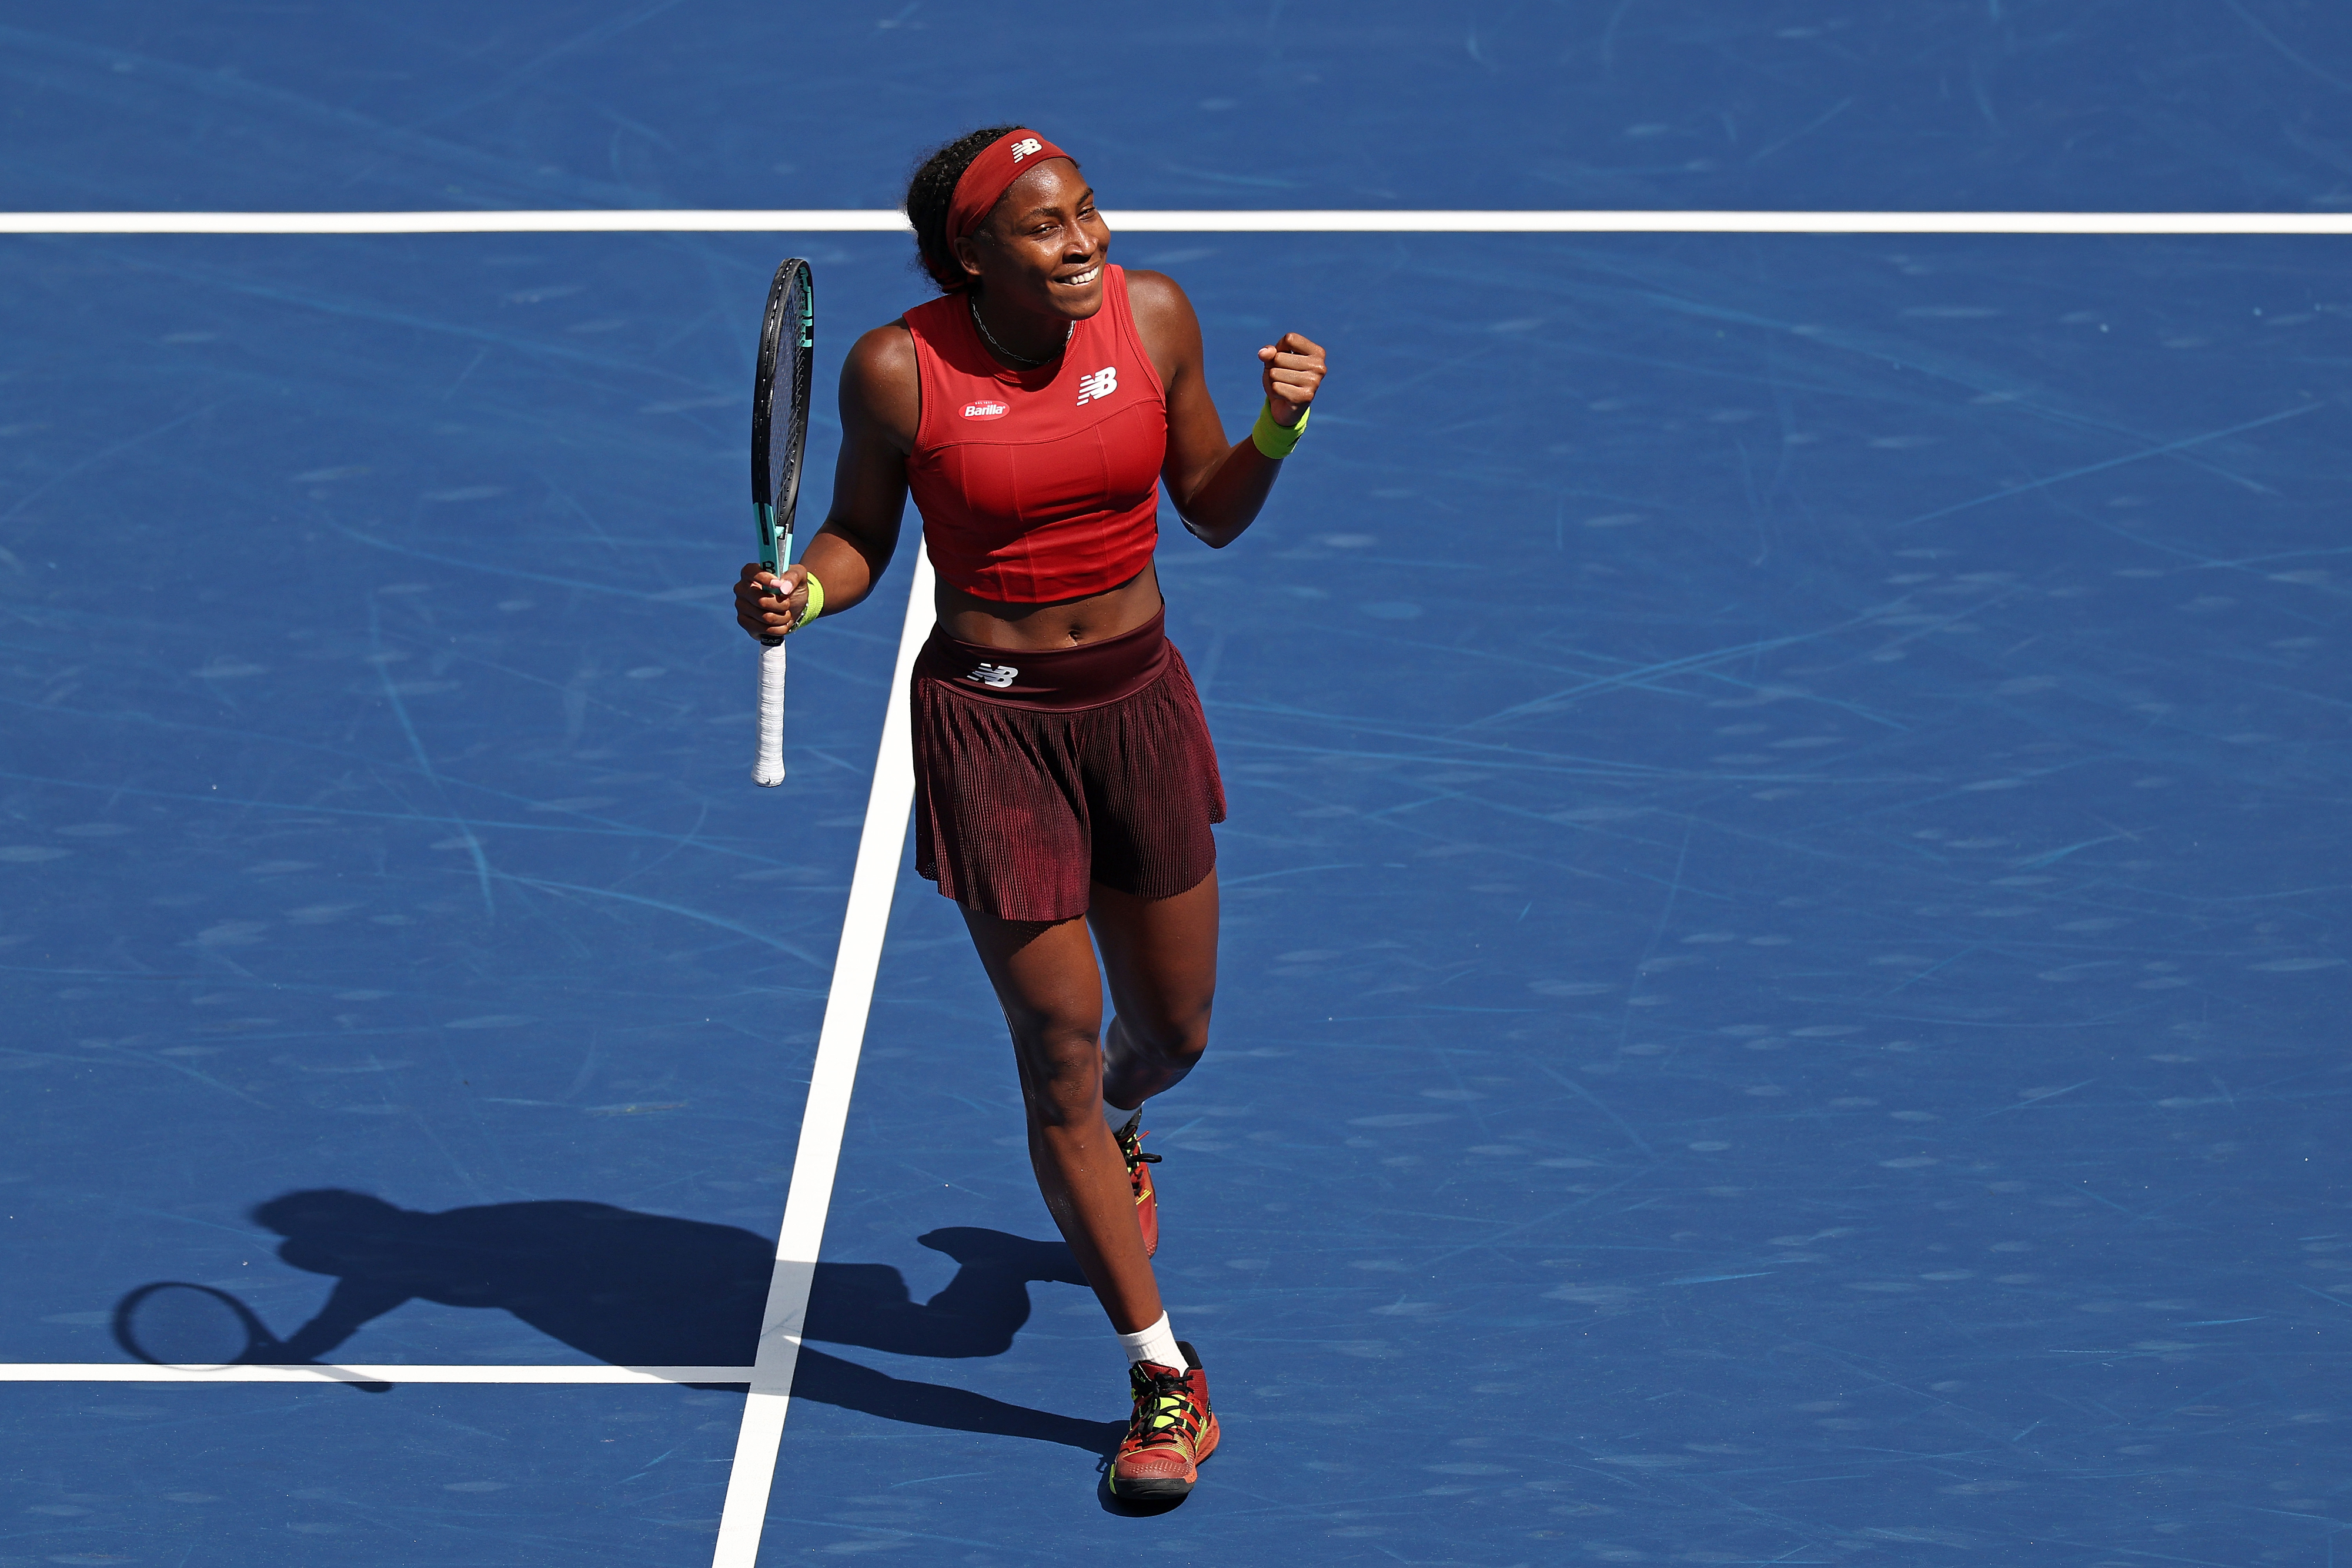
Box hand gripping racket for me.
[750,257,815,787]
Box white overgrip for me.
[753,638,789,785]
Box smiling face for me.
[953,157,1111,321]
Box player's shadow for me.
[216,1189,1122,1454]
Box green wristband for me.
[1251,398,1309,459]
[794,571,824,631]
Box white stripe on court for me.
[0,1363,752,1385]
[4,554,933,1565]
[5,190,2337,1554]
[711,547,935,1568]
[1,209,2350,235]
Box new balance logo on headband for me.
[1076,366,1118,405]
[1009,138,1043,161]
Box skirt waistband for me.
[914,609,1170,712]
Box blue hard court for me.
[2,5,2349,1564]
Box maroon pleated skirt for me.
[910,610,1225,923]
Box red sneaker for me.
[1114,1111,1162,1258]
[1110,1342,1218,1503]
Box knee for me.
[1010,1022,1104,1128]
[1116,1004,1211,1072]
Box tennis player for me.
[733,126,1324,1503]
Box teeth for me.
[1060,266,1100,286]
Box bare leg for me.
[1091,871,1219,1112]
[961,908,1162,1333]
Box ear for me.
[951,232,986,282]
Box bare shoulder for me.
[846,317,917,385]
[842,318,920,447]
[1121,268,1198,332]
[1121,268,1202,382]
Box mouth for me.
[1053,265,1101,288]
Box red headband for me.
[946,129,1074,248]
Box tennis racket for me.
[114,1282,280,1369]
[750,256,815,787]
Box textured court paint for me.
[4,3,2348,215]
[713,550,932,1568]
[7,4,2352,1565]
[7,209,2352,235]
[5,241,2350,1561]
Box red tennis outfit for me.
[903,265,1165,601]
[902,268,1225,921]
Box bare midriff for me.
[935,563,1165,650]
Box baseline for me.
[1,209,2350,235]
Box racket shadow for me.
[131,1190,1120,1452]
[109,1281,392,1393]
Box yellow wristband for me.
[794,571,824,631]
[1251,398,1309,459]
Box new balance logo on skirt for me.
[966,663,1019,689]
[1076,366,1117,404]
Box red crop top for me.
[901,265,1167,603]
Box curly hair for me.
[903,123,1027,293]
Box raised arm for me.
[1127,269,1326,550]
[735,322,921,638]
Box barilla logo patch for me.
[961,400,1011,420]
[1009,138,1043,162]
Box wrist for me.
[794,571,825,631]
[1251,399,1309,459]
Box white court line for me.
[712,548,935,1568]
[6,192,2336,1554]
[1,208,2350,235]
[1,551,933,1568]
[0,1363,751,1385]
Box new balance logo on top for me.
[1009,138,1043,162]
[967,663,1020,690]
[1075,366,1118,405]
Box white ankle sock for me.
[1115,1312,1182,1370]
[1104,1096,1140,1129]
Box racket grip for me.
[753,638,788,786]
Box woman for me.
[733,125,1324,1503]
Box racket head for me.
[113,1282,275,1369]
[750,257,816,574]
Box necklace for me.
[969,294,1071,368]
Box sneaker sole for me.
[1110,1470,1193,1502]
[1110,1413,1218,1502]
